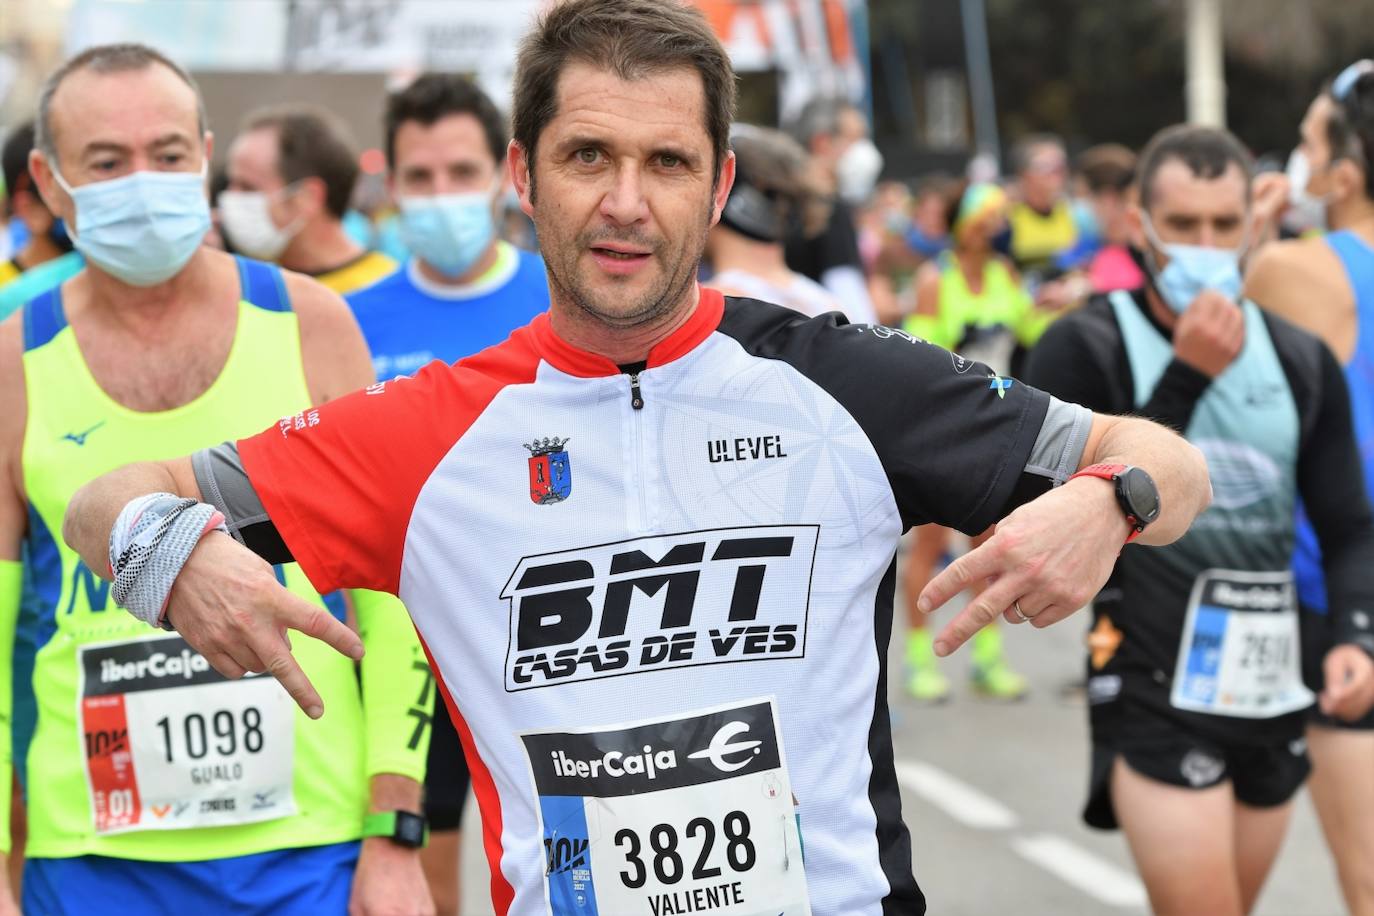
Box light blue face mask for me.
[51,162,210,287]
[398,192,496,278]
[1141,214,1246,314]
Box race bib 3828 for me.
[520,698,811,916]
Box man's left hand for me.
[916,477,1129,656]
[349,837,436,916]
[1319,644,1374,722]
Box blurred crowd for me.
[1,15,1373,916]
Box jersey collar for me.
[529,286,725,378]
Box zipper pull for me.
[628,373,644,410]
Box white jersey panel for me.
[399,331,903,915]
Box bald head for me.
[36,44,207,163]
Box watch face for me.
[1123,467,1161,524]
[395,812,427,847]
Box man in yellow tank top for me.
[219,106,396,297]
[0,44,433,915]
[1006,135,1080,276]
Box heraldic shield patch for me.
[526,437,572,505]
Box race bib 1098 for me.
[78,635,297,834]
[521,698,810,916]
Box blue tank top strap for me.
[22,288,68,352]
[235,255,292,313]
[1297,229,1374,612]
[1327,231,1374,341]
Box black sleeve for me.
[717,298,1054,534]
[1139,360,1213,433]
[1021,304,1123,414]
[1279,321,1374,652]
[1025,296,1213,432]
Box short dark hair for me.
[36,43,207,159]
[1325,69,1374,201]
[512,0,736,187]
[3,121,37,213]
[1078,143,1137,194]
[1010,133,1066,175]
[384,73,508,171]
[1136,124,1254,211]
[241,105,358,220]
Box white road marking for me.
[894,760,1020,830]
[1010,832,1149,909]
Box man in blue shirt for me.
[346,73,550,916]
[349,75,550,383]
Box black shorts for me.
[1084,697,1310,830]
[424,698,471,832]
[1301,608,1374,731]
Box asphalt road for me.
[453,587,1347,915]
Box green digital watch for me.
[362,810,428,849]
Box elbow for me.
[1142,433,1210,547]
[61,479,91,552]
[1184,438,1213,514]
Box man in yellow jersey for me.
[0,44,433,915]
[221,105,396,298]
[1006,135,1080,275]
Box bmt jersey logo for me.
[500,525,819,691]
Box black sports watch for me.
[1068,464,1162,543]
[362,810,428,849]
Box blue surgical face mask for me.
[51,161,210,287]
[1140,213,1246,313]
[398,192,495,278]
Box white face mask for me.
[835,138,884,205]
[1284,149,1330,233]
[218,188,302,261]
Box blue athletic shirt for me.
[1294,230,1374,612]
[345,242,550,378]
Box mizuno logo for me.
[62,421,105,446]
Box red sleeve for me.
[237,332,542,596]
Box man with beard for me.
[62,3,1212,913]
[1026,123,1374,916]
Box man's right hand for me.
[1173,289,1245,377]
[166,531,364,718]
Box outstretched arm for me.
[63,459,363,718]
[918,412,1210,657]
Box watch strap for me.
[1067,463,1143,543]
[362,810,428,848]
[1068,462,1127,481]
